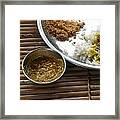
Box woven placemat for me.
[20,20,100,100]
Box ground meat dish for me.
[43,20,85,41]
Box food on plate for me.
[39,19,100,67]
[43,20,85,41]
[87,32,100,64]
[74,31,100,65]
[26,56,64,82]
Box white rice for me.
[73,31,100,65]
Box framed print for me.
[0,0,119,119]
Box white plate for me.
[37,20,100,69]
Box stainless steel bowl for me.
[22,48,66,84]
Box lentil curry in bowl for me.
[22,48,66,84]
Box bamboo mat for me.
[20,20,100,100]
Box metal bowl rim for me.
[22,47,66,84]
